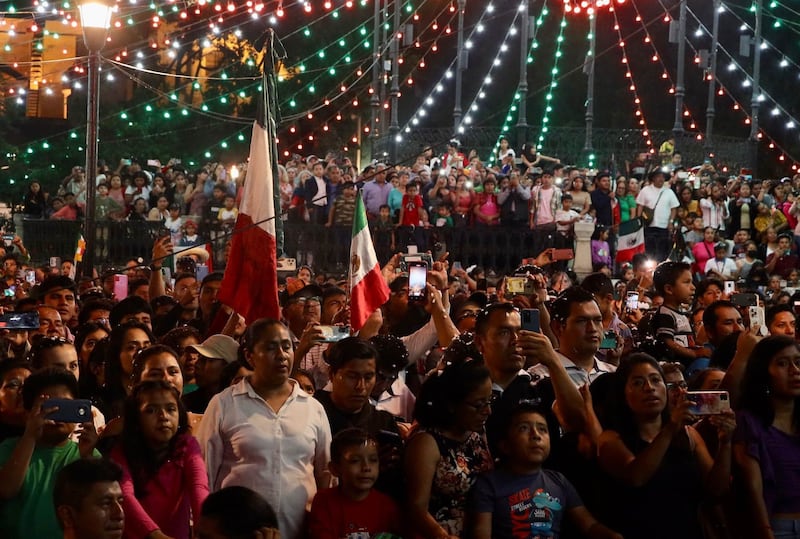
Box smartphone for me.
[113,274,128,300]
[626,292,639,312]
[731,293,758,308]
[453,261,462,271]
[121,158,132,166]
[400,253,433,271]
[2,234,13,247]
[377,429,403,448]
[3,286,14,297]
[724,281,735,296]
[686,391,730,416]
[407,262,427,302]
[677,171,689,180]
[195,265,209,283]
[407,245,418,255]
[521,308,540,332]
[49,256,61,268]
[552,249,574,261]
[599,329,617,349]
[25,270,36,285]
[43,398,92,423]
[318,325,350,343]
[506,276,534,296]
[0,311,40,330]
[749,305,766,331]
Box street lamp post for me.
[78,0,112,281]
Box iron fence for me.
[22,219,543,275]
[375,126,751,170]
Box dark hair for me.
[105,322,156,405]
[54,458,123,527]
[130,344,179,385]
[200,486,279,535]
[369,334,409,374]
[109,296,153,328]
[219,359,250,389]
[696,278,724,300]
[767,303,796,328]
[602,353,669,435]
[0,360,31,389]
[496,401,550,448]
[294,369,316,391]
[27,335,75,370]
[653,261,691,296]
[22,368,79,410]
[474,302,516,336]
[74,322,110,357]
[239,318,286,367]
[739,336,800,430]
[325,337,377,374]
[121,380,189,497]
[78,299,115,325]
[330,427,375,463]
[687,367,725,391]
[413,343,490,429]
[159,326,202,354]
[550,287,598,324]
[201,271,224,288]
[702,300,739,336]
[38,275,77,298]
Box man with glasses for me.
[474,302,586,453]
[314,337,401,497]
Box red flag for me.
[218,121,280,323]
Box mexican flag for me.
[616,218,645,264]
[218,45,282,323]
[350,193,389,331]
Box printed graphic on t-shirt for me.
[508,487,563,538]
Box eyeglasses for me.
[666,381,688,391]
[464,399,492,411]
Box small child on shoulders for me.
[471,403,621,539]
[308,428,402,539]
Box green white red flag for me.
[349,193,389,331]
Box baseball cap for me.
[188,334,239,364]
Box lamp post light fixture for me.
[78,0,113,280]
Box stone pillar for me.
[573,221,596,280]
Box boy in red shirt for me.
[308,428,402,538]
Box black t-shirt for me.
[314,390,398,437]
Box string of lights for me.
[534,6,568,151]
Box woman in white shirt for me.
[195,319,331,539]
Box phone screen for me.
[626,292,639,311]
[113,274,129,300]
[408,264,427,301]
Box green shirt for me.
[0,438,100,539]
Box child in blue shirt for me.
[471,403,621,539]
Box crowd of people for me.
[0,138,799,539]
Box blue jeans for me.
[773,518,800,538]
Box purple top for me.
[734,410,800,515]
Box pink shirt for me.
[110,434,209,539]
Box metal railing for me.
[22,219,544,275]
[375,126,751,170]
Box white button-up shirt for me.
[195,378,331,539]
[528,352,616,388]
